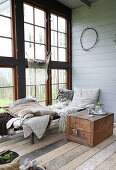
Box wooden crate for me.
[66,111,114,147]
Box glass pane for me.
[25,42,34,59]
[35,44,45,60]
[0,0,11,17]
[51,31,57,46]
[0,17,11,37]
[36,85,46,101]
[58,17,66,33]
[52,99,56,105]
[26,69,36,85]
[35,27,45,44]
[59,84,66,89]
[58,48,66,62]
[58,33,66,47]
[52,69,58,84]
[52,85,58,99]
[51,47,57,61]
[51,14,57,30]
[0,68,13,86]
[0,38,12,57]
[26,86,35,98]
[35,8,45,27]
[39,101,46,106]
[0,88,13,104]
[24,4,33,24]
[24,23,34,42]
[59,70,66,83]
[36,69,46,84]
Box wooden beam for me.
[80,0,91,7]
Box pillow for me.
[33,107,57,116]
[10,97,37,107]
[56,89,74,103]
[6,102,57,117]
[72,88,100,109]
[6,102,42,117]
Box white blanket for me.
[22,115,50,139]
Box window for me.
[0,1,71,110]
[24,4,46,59]
[51,69,68,104]
[51,14,67,62]
[26,68,46,105]
[24,4,47,105]
[0,68,14,112]
[0,0,14,57]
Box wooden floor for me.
[0,127,116,170]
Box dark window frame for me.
[0,0,72,106]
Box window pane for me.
[51,31,57,46]
[26,69,36,85]
[35,27,45,44]
[59,70,66,83]
[52,85,58,99]
[58,17,66,33]
[35,44,45,60]
[58,48,66,62]
[58,33,66,47]
[0,68,13,86]
[36,85,46,101]
[26,86,35,98]
[0,88,13,103]
[0,38,12,57]
[24,4,33,24]
[52,69,58,84]
[0,17,11,37]
[51,14,57,30]
[51,69,67,102]
[35,8,45,27]
[36,69,46,84]
[0,68,13,111]
[51,47,57,61]
[25,42,34,59]
[59,84,66,89]
[24,23,34,42]
[0,0,11,17]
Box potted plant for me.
[92,102,104,114]
[0,150,20,170]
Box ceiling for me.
[57,0,98,9]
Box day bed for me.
[1,88,100,144]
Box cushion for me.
[72,88,100,109]
[10,97,37,107]
[6,102,57,117]
[56,89,74,103]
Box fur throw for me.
[0,113,14,136]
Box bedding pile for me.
[4,88,100,139]
[5,98,57,139]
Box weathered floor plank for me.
[59,136,116,170]
[94,152,116,170]
[46,145,89,170]
[15,132,65,156]
[74,141,116,170]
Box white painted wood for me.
[72,0,116,121]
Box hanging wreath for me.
[80,28,98,51]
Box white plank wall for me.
[72,0,116,121]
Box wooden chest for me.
[66,111,114,147]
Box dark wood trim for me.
[80,0,91,7]
[48,61,71,69]
[15,0,26,99]
[0,58,18,66]
[24,0,71,19]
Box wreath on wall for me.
[80,28,98,51]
